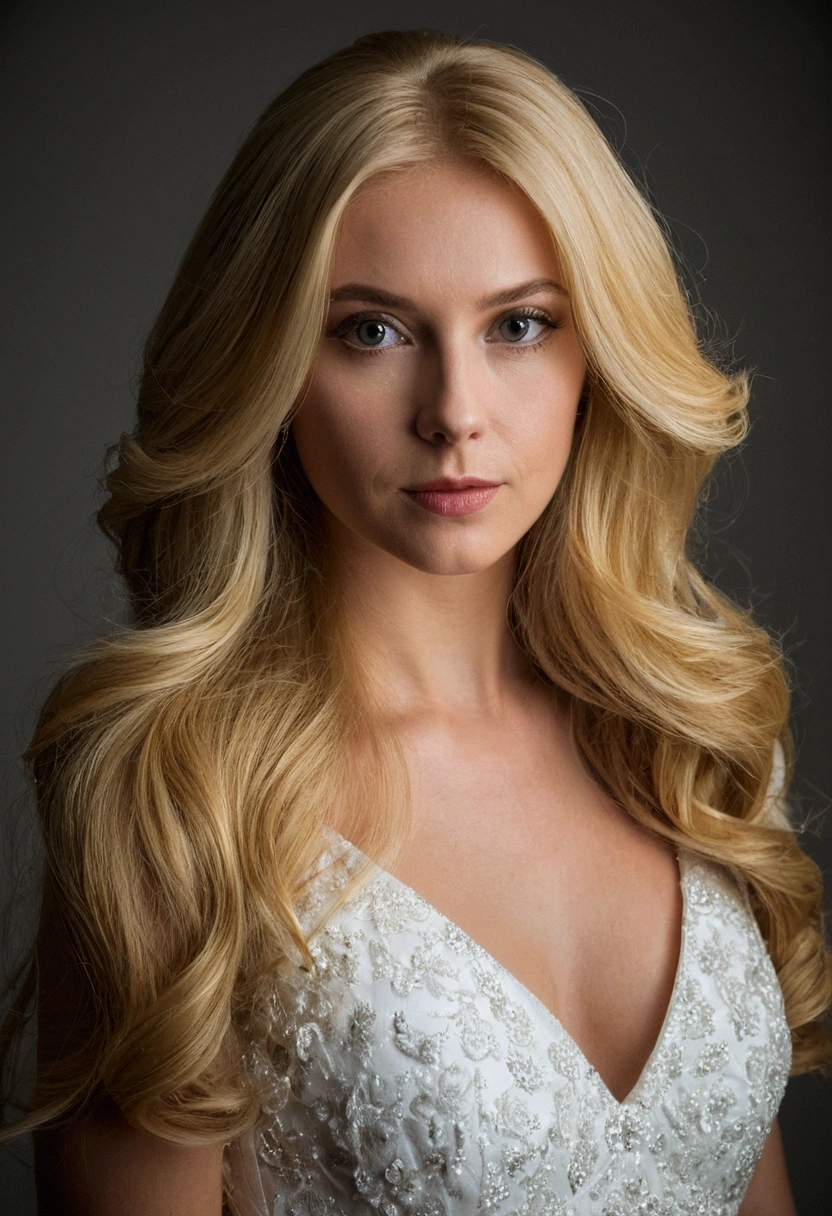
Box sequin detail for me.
[226,832,791,1215]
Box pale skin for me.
[35,160,796,1214]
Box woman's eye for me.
[493,311,558,346]
[333,308,559,355]
[338,316,405,351]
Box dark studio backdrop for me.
[1,0,829,1210]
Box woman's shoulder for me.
[678,843,791,1062]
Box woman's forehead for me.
[330,162,562,299]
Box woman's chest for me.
[232,839,792,1215]
[385,752,686,1104]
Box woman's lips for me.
[404,485,501,516]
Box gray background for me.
[1,0,829,1210]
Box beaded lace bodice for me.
[224,829,791,1216]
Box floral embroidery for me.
[225,832,792,1216]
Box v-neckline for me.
[324,826,692,1110]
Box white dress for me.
[224,828,792,1216]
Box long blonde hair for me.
[4,27,831,1150]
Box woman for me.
[4,26,831,1215]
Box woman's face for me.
[291,160,586,576]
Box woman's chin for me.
[379,534,519,578]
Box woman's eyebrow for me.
[328,277,569,310]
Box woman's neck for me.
[323,520,537,721]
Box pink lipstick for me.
[404,476,502,517]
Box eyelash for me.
[331,307,563,357]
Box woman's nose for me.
[412,341,489,445]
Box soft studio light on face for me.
[290,160,587,576]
